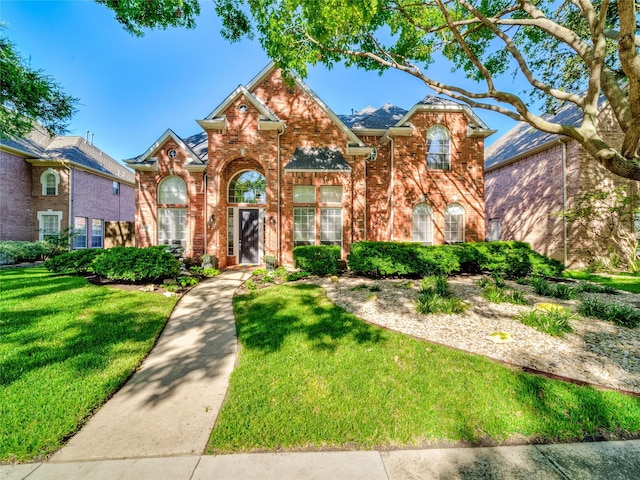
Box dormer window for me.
[426,125,450,170]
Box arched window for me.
[40,168,60,196]
[158,176,187,204]
[412,203,433,245]
[444,203,465,243]
[426,125,450,170]
[228,170,266,204]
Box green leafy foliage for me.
[517,306,575,337]
[286,270,311,282]
[92,246,181,282]
[0,240,49,265]
[0,30,77,139]
[578,298,640,328]
[293,245,340,276]
[44,249,104,274]
[531,277,577,300]
[203,268,220,277]
[415,275,468,315]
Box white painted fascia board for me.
[197,118,226,131]
[126,161,158,172]
[135,129,203,166]
[284,168,352,173]
[346,145,375,156]
[387,126,415,136]
[26,158,136,184]
[350,128,387,137]
[395,103,492,131]
[467,126,498,138]
[203,85,279,122]
[245,61,278,91]
[184,164,208,173]
[258,120,286,132]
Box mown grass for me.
[0,267,178,463]
[564,270,640,294]
[207,284,640,453]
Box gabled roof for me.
[394,95,495,136]
[485,102,583,170]
[126,128,207,171]
[1,125,134,183]
[243,62,366,148]
[284,147,351,172]
[201,84,281,123]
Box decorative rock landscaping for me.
[309,275,640,394]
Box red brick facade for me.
[485,106,639,269]
[130,66,490,267]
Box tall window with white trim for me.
[158,208,186,247]
[412,203,433,245]
[444,203,465,243]
[320,208,342,247]
[91,219,103,248]
[293,207,315,246]
[426,125,450,170]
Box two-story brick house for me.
[126,64,493,267]
[485,101,640,268]
[0,125,135,248]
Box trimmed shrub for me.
[347,242,459,277]
[0,241,49,265]
[293,245,340,276]
[44,249,105,274]
[92,246,181,282]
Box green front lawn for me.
[208,284,640,453]
[0,268,178,463]
[564,270,640,294]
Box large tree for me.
[0,32,77,139]
[102,0,640,181]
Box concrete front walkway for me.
[51,269,252,462]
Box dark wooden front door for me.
[239,209,259,264]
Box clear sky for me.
[2,0,519,163]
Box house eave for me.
[26,158,135,184]
[346,145,375,156]
[485,137,568,174]
[350,128,387,137]
[184,164,208,173]
[468,127,497,138]
[197,118,226,131]
[0,143,39,158]
[258,120,286,132]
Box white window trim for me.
[37,210,63,241]
[412,203,434,245]
[444,203,465,243]
[74,217,88,249]
[426,124,451,170]
[158,176,187,204]
[91,219,104,248]
[293,185,316,203]
[40,168,60,196]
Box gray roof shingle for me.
[1,125,134,182]
[339,103,408,129]
[284,147,351,172]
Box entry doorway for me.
[239,209,260,264]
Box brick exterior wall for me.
[0,150,33,240]
[486,106,639,268]
[135,68,487,267]
[31,165,71,240]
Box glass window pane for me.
[113,181,120,196]
[444,203,464,243]
[293,185,315,203]
[412,203,433,245]
[159,176,187,204]
[427,125,450,170]
[74,217,87,248]
[45,174,57,195]
[228,171,266,204]
[158,208,186,247]
[294,207,315,246]
[320,208,342,246]
[320,186,342,204]
[91,219,103,248]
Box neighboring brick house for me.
[126,63,493,267]
[0,125,135,248]
[485,101,639,269]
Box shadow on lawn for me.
[235,283,387,353]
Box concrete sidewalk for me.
[4,441,640,479]
[51,269,252,462]
[3,269,640,479]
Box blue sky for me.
[2,0,518,163]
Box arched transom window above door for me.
[158,176,187,204]
[228,171,266,204]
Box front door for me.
[239,209,259,263]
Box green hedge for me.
[347,241,564,278]
[293,245,341,276]
[44,249,105,274]
[0,241,49,265]
[92,246,181,282]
